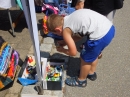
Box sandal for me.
[65,77,87,87]
[87,72,97,81]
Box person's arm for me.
[56,34,82,48]
[56,28,77,56]
[72,34,82,42]
[57,40,66,47]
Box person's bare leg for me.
[89,58,98,74]
[78,57,98,80]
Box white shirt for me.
[63,9,113,40]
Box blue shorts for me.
[80,25,115,63]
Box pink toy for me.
[7,53,15,78]
[42,3,59,15]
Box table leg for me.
[7,9,15,37]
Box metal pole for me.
[7,9,15,37]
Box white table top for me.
[0,0,17,9]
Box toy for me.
[43,15,48,34]
[53,73,60,78]
[42,3,59,15]
[13,50,19,66]
[22,56,37,80]
[28,56,33,63]
[26,66,36,74]
[28,56,35,66]
[58,3,75,16]
[0,45,10,74]
[46,63,62,81]
[7,50,19,78]
[7,52,15,78]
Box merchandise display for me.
[18,56,38,86]
[42,58,65,90]
[46,62,63,81]
[0,36,19,89]
[18,56,65,90]
[41,0,75,39]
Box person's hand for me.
[57,40,66,47]
[75,1,84,10]
[56,46,64,52]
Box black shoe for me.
[87,72,97,81]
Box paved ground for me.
[0,7,44,97]
[0,0,130,97]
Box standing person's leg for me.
[106,10,116,22]
[65,57,98,87]
[87,58,98,81]
[79,57,98,80]
[81,26,115,81]
[65,26,115,87]
[88,58,98,74]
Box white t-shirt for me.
[63,9,113,40]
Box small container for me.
[42,58,65,90]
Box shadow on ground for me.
[0,10,27,36]
[50,52,81,78]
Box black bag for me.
[114,0,124,9]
